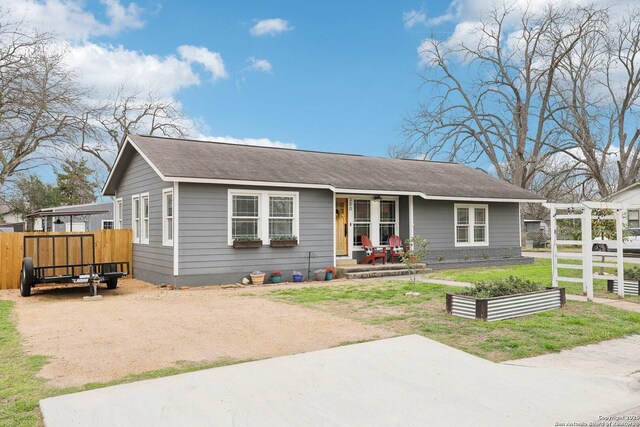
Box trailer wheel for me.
[20,257,34,297]
[106,278,118,289]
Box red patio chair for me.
[359,235,386,265]
[389,235,407,263]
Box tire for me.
[20,257,34,297]
[106,278,118,289]
[103,263,117,289]
[593,244,608,252]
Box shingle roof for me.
[104,134,544,201]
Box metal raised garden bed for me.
[446,287,566,321]
[607,279,640,296]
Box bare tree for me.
[552,8,640,197]
[392,4,604,191]
[0,14,81,192]
[78,85,188,173]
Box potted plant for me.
[325,266,336,281]
[250,271,265,285]
[270,235,298,248]
[233,236,262,249]
[292,271,304,282]
[314,269,326,281]
[270,270,282,284]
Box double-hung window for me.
[379,200,397,245]
[163,188,174,246]
[455,204,488,246]
[115,198,123,229]
[228,190,299,245]
[132,195,140,243]
[141,193,150,244]
[269,196,294,238]
[628,210,640,229]
[353,199,371,246]
[231,193,260,240]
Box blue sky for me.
[73,0,455,157]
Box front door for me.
[335,198,348,256]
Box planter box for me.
[233,240,262,249]
[269,239,298,248]
[446,287,566,322]
[607,279,640,296]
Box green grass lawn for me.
[0,300,243,427]
[270,280,640,362]
[429,258,640,303]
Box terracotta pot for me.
[250,273,265,285]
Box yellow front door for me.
[335,198,348,256]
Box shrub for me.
[625,266,640,281]
[462,276,546,298]
[270,235,297,241]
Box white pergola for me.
[544,202,625,301]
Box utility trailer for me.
[20,233,129,297]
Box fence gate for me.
[546,202,624,301]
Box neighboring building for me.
[27,202,114,232]
[0,203,23,231]
[103,134,545,286]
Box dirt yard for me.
[0,279,393,388]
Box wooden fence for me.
[0,229,133,290]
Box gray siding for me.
[413,199,521,262]
[177,184,333,285]
[115,152,173,283]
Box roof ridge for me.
[130,134,458,165]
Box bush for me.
[462,276,547,298]
[624,266,640,281]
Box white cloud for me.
[245,57,272,73]
[403,10,426,29]
[177,45,228,80]
[197,134,296,149]
[4,0,144,41]
[249,18,293,36]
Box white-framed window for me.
[141,193,150,244]
[455,204,489,246]
[162,188,174,246]
[379,199,397,245]
[115,198,123,229]
[102,220,114,230]
[628,209,640,229]
[353,199,371,246]
[228,189,299,245]
[132,195,140,243]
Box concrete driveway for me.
[40,335,640,427]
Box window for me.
[163,188,174,246]
[132,195,140,243]
[228,190,299,245]
[232,194,260,240]
[628,210,640,229]
[379,200,397,245]
[455,204,488,246]
[141,193,149,244]
[102,220,114,230]
[115,198,123,229]
[269,196,294,238]
[353,199,371,246]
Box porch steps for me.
[338,263,430,280]
[336,258,358,267]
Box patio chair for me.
[359,235,386,265]
[388,235,407,263]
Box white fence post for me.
[583,207,593,301]
[616,209,625,298]
[550,206,558,288]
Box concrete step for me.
[345,268,431,279]
[339,263,426,274]
[336,258,358,267]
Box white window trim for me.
[227,189,299,245]
[341,195,399,251]
[162,188,174,247]
[101,219,115,230]
[132,195,140,244]
[115,198,123,230]
[140,192,150,245]
[454,203,489,247]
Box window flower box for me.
[233,239,262,249]
[269,235,298,248]
[446,287,566,322]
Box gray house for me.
[103,135,545,286]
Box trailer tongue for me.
[20,234,129,297]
